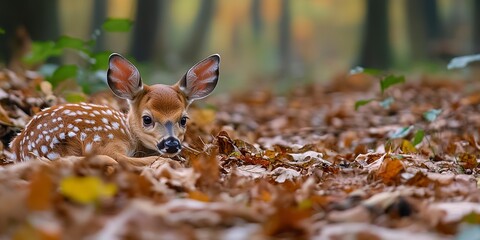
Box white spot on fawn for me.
[80,132,87,141]
[93,135,101,142]
[41,145,48,154]
[108,133,114,139]
[47,152,60,160]
[68,132,76,137]
[59,133,66,139]
[102,118,109,124]
[50,137,59,148]
[85,143,93,153]
[67,124,73,129]
[73,127,79,132]
[112,122,120,129]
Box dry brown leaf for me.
[27,166,54,211]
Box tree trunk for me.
[406,0,428,61]
[251,0,263,40]
[279,0,291,76]
[181,0,216,63]
[131,0,161,62]
[473,0,480,53]
[0,0,60,65]
[91,0,107,52]
[357,0,391,69]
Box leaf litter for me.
[1,70,480,238]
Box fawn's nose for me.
[158,137,182,154]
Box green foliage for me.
[91,51,110,71]
[56,36,89,52]
[412,129,424,146]
[349,66,381,76]
[102,18,133,32]
[380,75,405,93]
[64,92,87,103]
[353,68,406,111]
[49,65,78,87]
[354,99,374,111]
[423,109,442,122]
[0,28,4,34]
[24,41,62,65]
[24,18,134,96]
[389,126,413,139]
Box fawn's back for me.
[11,103,131,161]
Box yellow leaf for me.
[401,140,417,153]
[60,176,117,204]
[188,191,210,202]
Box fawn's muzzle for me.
[158,137,182,154]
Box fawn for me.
[10,53,220,166]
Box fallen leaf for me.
[236,165,267,179]
[59,176,117,204]
[27,167,54,211]
[270,167,300,183]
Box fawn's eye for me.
[180,116,188,127]
[142,115,153,127]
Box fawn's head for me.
[107,53,220,156]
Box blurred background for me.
[0,0,478,95]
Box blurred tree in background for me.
[357,0,391,69]
[0,0,60,70]
[0,0,479,92]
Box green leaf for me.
[0,28,5,34]
[380,75,405,93]
[349,66,381,76]
[49,65,78,87]
[379,97,394,109]
[91,51,110,70]
[56,36,88,53]
[389,125,413,139]
[23,41,62,65]
[423,109,442,122]
[412,129,425,146]
[102,18,133,32]
[354,99,374,111]
[64,92,87,103]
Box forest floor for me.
[1,70,480,239]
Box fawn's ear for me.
[107,53,143,100]
[178,54,220,102]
